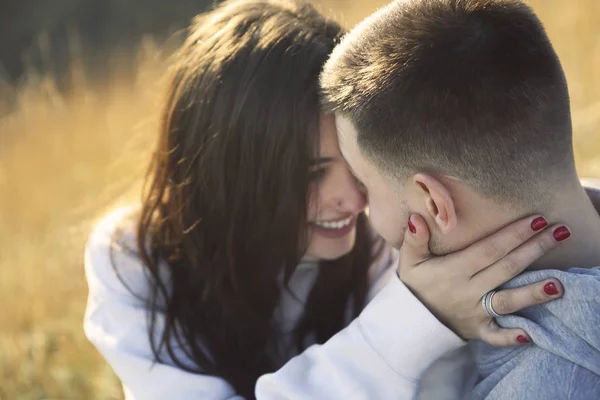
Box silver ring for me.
[481,290,502,318]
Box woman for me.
[83,1,569,398]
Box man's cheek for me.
[369,211,393,241]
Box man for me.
[321,0,600,398]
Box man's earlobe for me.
[413,173,457,234]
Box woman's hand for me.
[398,214,568,347]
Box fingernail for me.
[517,335,530,344]
[408,216,417,234]
[553,226,571,242]
[544,282,559,296]
[531,217,548,232]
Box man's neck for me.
[439,176,600,270]
[528,183,600,271]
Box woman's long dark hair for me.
[122,0,378,397]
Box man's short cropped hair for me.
[321,0,574,207]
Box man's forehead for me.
[333,113,370,181]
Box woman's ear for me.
[412,173,457,234]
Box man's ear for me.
[412,173,457,234]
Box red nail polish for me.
[544,282,559,296]
[553,226,571,241]
[408,217,417,234]
[531,217,548,232]
[517,335,530,344]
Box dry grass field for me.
[0,1,598,398]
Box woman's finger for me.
[398,214,432,273]
[479,320,532,347]
[451,215,549,277]
[484,279,564,316]
[471,225,570,291]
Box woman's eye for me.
[310,168,327,182]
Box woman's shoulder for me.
[87,205,138,249]
[84,204,150,301]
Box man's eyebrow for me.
[310,157,335,166]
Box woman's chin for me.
[304,230,357,260]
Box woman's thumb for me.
[399,214,432,272]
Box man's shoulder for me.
[471,345,597,400]
[471,266,600,399]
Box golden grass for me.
[0,1,598,398]
[0,42,163,398]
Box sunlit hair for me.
[112,0,378,397]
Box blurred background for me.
[0,0,598,398]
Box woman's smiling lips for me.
[309,214,356,239]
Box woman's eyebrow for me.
[310,157,335,166]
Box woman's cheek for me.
[306,187,320,220]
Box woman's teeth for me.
[314,216,352,229]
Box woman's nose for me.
[330,169,366,213]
